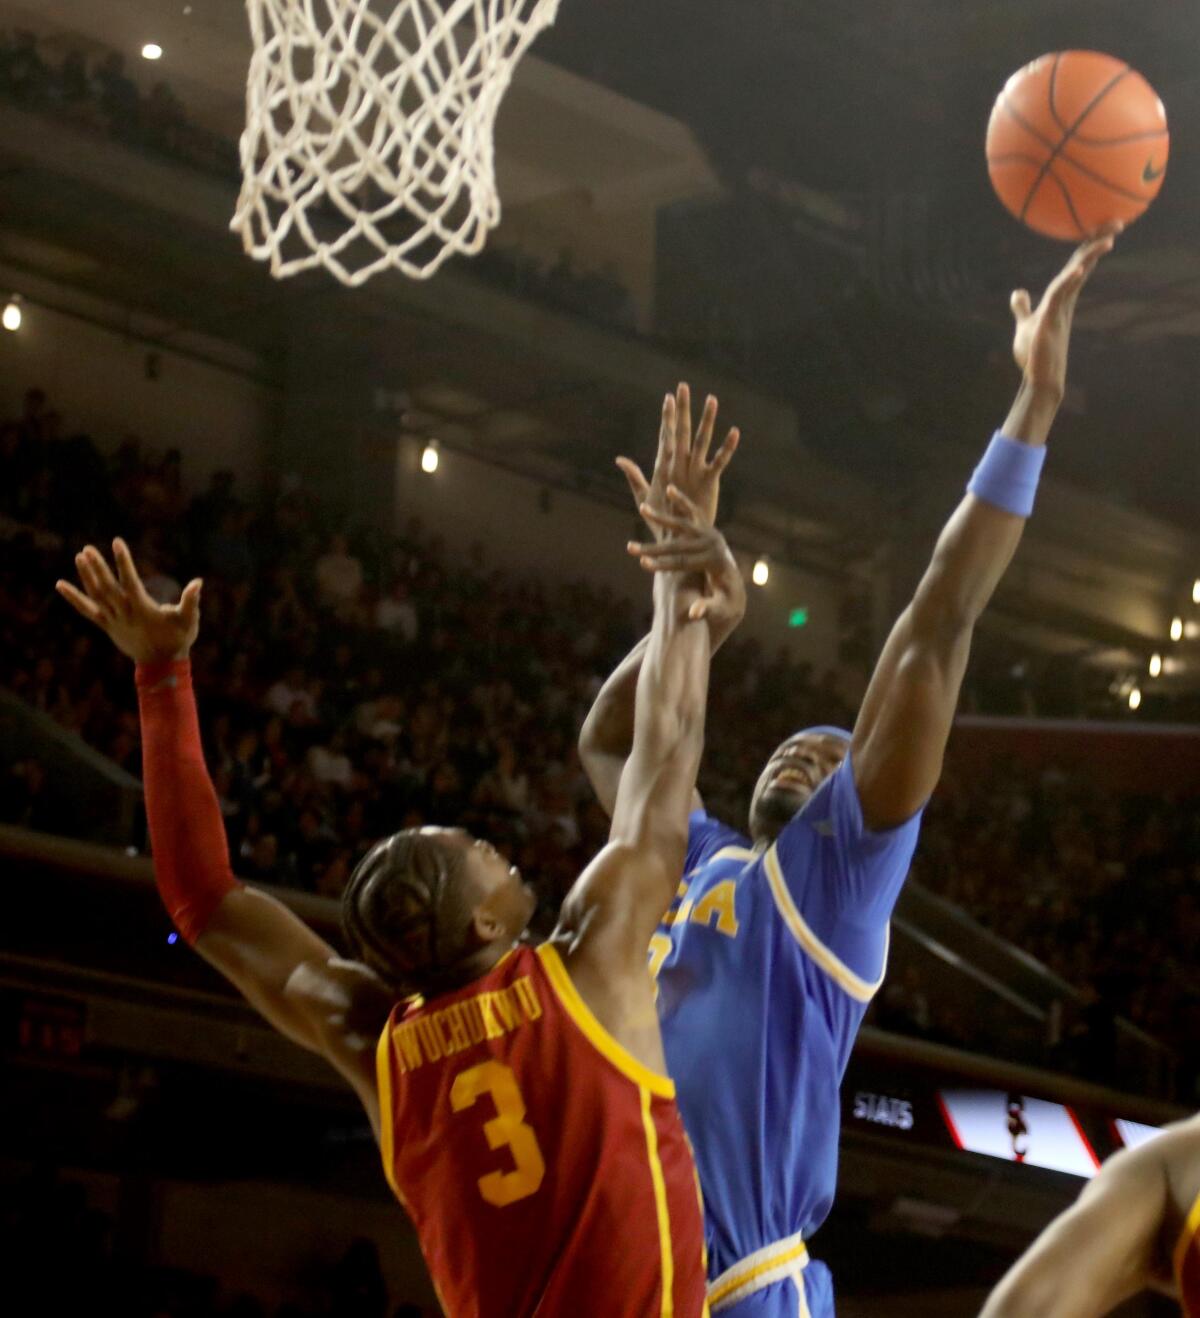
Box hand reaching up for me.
[616,383,740,538]
[1011,223,1120,400]
[56,538,202,666]
[628,486,746,645]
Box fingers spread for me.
[710,427,740,475]
[83,546,130,618]
[616,456,651,507]
[173,578,203,626]
[640,501,698,535]
[112,537,149,604]
[639,551,712,572]
[693,394,719,463]
[665,483,703,521]
[75,551,108,609]
[55,579,103,624]
[675,382,693,453]
[631,531,711,556]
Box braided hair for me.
[341,830,475,996]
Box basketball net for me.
[232,0,562,286]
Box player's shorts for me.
[710,1255,834,1318]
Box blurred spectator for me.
[912,750,1200,1085]
[265,667,317,722]
[375,579,418,643]
[0,29,236,177]
[314,533,364,612]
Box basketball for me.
[986,51,1169,241]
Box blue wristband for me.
[967,432,1047,517]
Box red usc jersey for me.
[1176,1190,1200,1316]
[376,941,709,1317]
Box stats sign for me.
[843,1056,1167,1180]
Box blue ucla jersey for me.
[652,755,922,1316]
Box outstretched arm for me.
[57,542,389,1121]
[578,384,739,815]
[560,494,742,1016]
[980,1134,1169,1318]
[851,228,1117,831]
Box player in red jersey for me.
[55,424,742,1317]
[981,1112,1200,1317]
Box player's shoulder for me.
[788,754,923,854]
[687,808,753,873]
[783,757,855,840]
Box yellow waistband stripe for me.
[764,844,887,1002]
[537,942,675,1098]
[708,1233,809,1312]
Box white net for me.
[232,0,562,286]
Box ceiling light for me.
[420,441,439,474]
[752,557,769,587]
[2,297,21,332]
[1128,687,1142,711]
[1193,579,1200,605]
[141,43,163,61]
[1171,616,1184,643]
[1149,653,1162,678]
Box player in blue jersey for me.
[581,227,1119,1317]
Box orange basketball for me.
[986,51,1169,241]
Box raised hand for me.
[1011,223,1120,400]
[628,486,746,643]
[615,383,740,538]
[56,538,202,666]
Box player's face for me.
[747,733,849,842]
[455,832,538,944]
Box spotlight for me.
[2,296,21,332]
[752,557,769,587]
[141,42,163,60]
[1193,579,1200,605]
[1171,616,1184,643]
[420,441,439,474]
[1149,653,1162,679]
[1128,686,1142,711]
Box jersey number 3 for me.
[451,1060,546,1207]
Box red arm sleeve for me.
[136,658,240,944]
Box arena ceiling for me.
[1,0,1197,682]
[5,1,1199,507]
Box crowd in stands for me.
[5,387,1200,1097]
[0,387,850,927]
[0,1165,425,1317]
[910,752,1200,1092]
[0,28,236,176]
